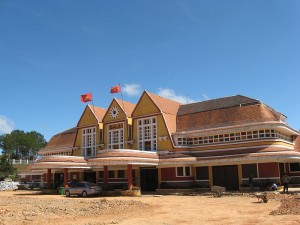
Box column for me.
[104,166,108,189]
[47,169,51,189]
[208,166,213,188]
[63,168,68,187]
[95,171,100,184]
[238,164,243,189]
[127,164,133,190]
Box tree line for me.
[0,130,47,160]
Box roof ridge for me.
[183,94,259,106]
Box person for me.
[248,174,254,191]
[281,173,291,193]
[266,182,278,191]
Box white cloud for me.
[0,115,14,135]
[157,88,197,104]
[123,84,142,97]
[203,94,209,100]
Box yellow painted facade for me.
[132,92,160,117]
[73,106,101,156]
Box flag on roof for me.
[110,84,121,94]
[80,92,92,102]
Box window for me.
[175,129,292,147]
[138,117,157,151]
[176,167,191,177]
[242,164,258,178]
[109,171,115,178]
[108,123,124,149]
[82,127,96,157]
[290,163,300,172]
[117,170,125,178]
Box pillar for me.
[157,168,161,188]
[238,164,243,189]
[95,171,100,183]
[127,164,133,190]
[47,169,51,189]
[208,166,213,188]
[104,166,108,189]
[63,168,68,187]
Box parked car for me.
[64,181,102,197]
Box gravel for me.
[0,196,149,225]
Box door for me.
[140,168,158,191]
[54,173,64,189]
[213,165,239,190]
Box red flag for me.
[80,92,92,102]
[110,84,121,94]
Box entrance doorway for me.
[54,173,64,189]
[84,171,96,183]
[140,168,158,191]
[213,165,239,190]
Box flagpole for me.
[91,91,96,115]
[119,84,126,117]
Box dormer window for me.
[138,117,157,151]
[108,123,124,149]
[82,127,96,157]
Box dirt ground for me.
[0,190,300,225]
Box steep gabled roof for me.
[178,95,260,116]
[91,105,107,122]
[115,99,136,117]
[146,91,182,115]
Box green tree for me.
[0,130,47,160]
[0,155,17,179]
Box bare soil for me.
[0,190,300,225]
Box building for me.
[30,91,300,191]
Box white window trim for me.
[82,127,96,157]
[176,166,191,177]
[107,122,124,150]
[137,116,157,151]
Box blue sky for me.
[0,0,299,142]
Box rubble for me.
[0,181,19,191]
[0,195,149,224]
[269,194,300,215]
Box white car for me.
[64,181,102,197]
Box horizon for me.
[0,1,299,142]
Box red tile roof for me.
[177,95,260,115]
[146,91,182,115]
[115,99,136,117]
[176,103,280,132]
[41,127,76,150]
[90,105,107,122]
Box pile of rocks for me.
[269,194,300,215]
[0,181,19,191]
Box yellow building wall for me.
[103,100,127,123]
[156,115,174,151]
[101,100,132,149]
[77,106,98,127]
[131,115,173,151]
[132,92,160,117]
[73,106,101,156]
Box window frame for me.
[176,166,191,177]
[82,126,97,158]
